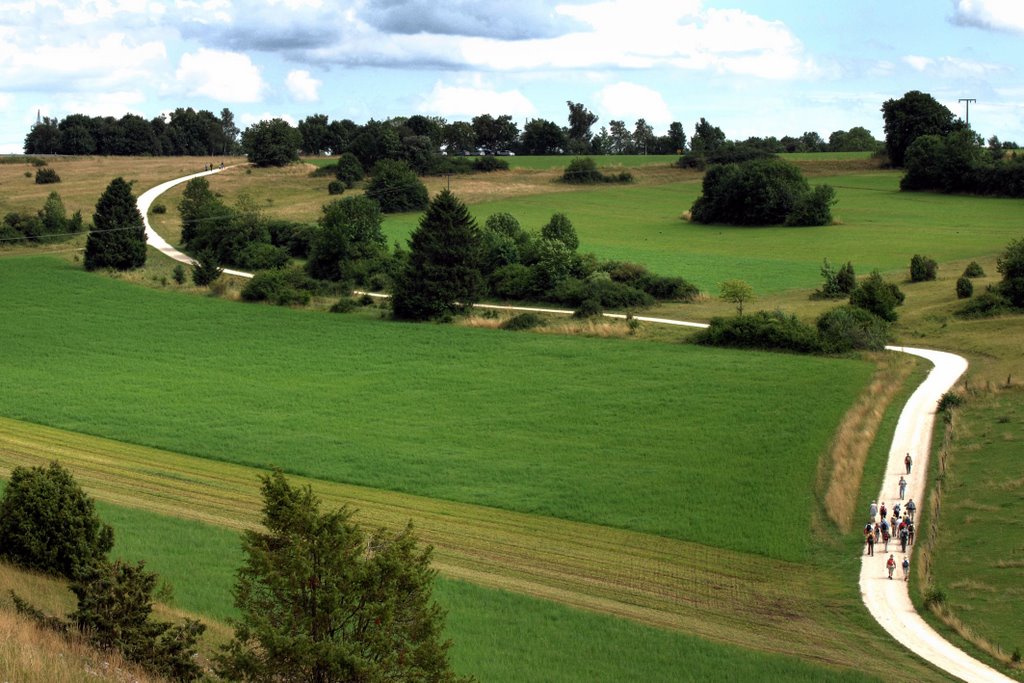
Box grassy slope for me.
[0,256,871,561]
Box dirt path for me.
[137,174,1014,681]
[862,347,1013,682]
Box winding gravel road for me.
[138,173,1013,682]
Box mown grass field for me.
[0,418,939,682]
[0,256,871,560]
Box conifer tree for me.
[391,190,484,320]
[84,176,147,270]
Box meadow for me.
[0,255,871,560]
[3,153,1023,681]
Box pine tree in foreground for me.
[84,176,147,271]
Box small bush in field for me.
[910,254,938,282]
[35,167,60,184]
[152,203,167,214]
[955,276,973,299]
[573,298,603,318]
[330,297,357,313]
[172,264,186,285]
[501,312,544,330]
[327,180,344,195]
[963,261,985,278]
[695,310,822,353]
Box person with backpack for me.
[887,554,896,579]
[902,557,910,581]
[898,476,907,500]
[907,521,915,546]
[880,502,887,521]
[869,500,878,522]
[906,498,917,522]
[905,453,913,474]
[900,526,909,553]
[866,531,875,556]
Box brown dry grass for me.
[928,602,1024,671]
[819,352,917,532]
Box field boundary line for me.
[137,172,1007,679]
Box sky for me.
[1,0,1023,153]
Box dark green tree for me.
[997,236,1024,307]
[690,157,833,226]
[192,248,223,286]
[84,177,147,271]
[215,470,470,683]
[566,101,598,154]
[521,118,567,155]
[298,114,333,155]
[881,90,957,167]
[849,270,905,321]
[365,159,428,213]
[178,176,228,246]
[335,152,365,188]
[307,195,386,283]
[0,461,113,579]
[69,560,205,681]
[540,212,579,250]
[392,190,484,320]
[241,118,301,167]
[666,122,687,153]
[816,305,892,353]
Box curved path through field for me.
[138,173,1011,682]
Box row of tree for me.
[24,107,241,157]
[25,101,879,167]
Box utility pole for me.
[958,98,976,127]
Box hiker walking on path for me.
[880,502,887,521]
[906,498,916,522]
[902,557,910,581]
[898,476,907,500]
[869,500,878,522]
[908,521,915,546]
[905,453,913,474]
[866,532,875,556]
[887,554,896,579]
[900,526,909,553]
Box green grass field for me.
[926,387,1024,661]
[0,255,871,560]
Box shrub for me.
[541,213,579,250]
[910,254,938,282]
[813,259,857,299]
[365,159,428,213]
[330,297,357,313]
[490,263,535,300]
[816,305,892,353]
[694,310,822,353]
[152,202,167,214]
[996,236,1024,307]
[335,152,365,187]
[172,264,186,285]
[563,157,604,184]
[551,277,653,309]
[267,219,316,258]
[501,312,544,330]
[690,157,833,226]
[937,391,965,413]
[849,270,904,321]
[0,461,113,579]
[241,267,313,306]
[573,298,604,318]
[327,180,344,195]
[191,248,223,286]
[955,288,1010,318]
[962,261,985,278]
[955,276,973,299]
[473,155,509,172]
[636,273,699,301]
[237,242,290,271]
[35,167,60,184]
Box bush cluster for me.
[963,261,985,278]
[35,167,60,184]
[241,267,320,305]
[901,128,1024,197]
[562,157,632,184]
[501,312,544,330]
[690,157,835,226]
[811,259,856,299]
[0,192,83,245]
[910,254,938,282]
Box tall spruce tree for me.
[392,190,484,321]
[84,176,147,270]
[216,470,470,683]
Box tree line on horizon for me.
[23,101,881,164]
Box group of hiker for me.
[864,452,917,581]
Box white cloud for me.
[175,49,266,102]
[455,2,821,80]
[417,79,536,117]
[58,90,147,117]
[286,70,321,102]
[904,55,933,71]
[0,32,166,90]
[951,0,1024,33]
[596,82,672,127]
